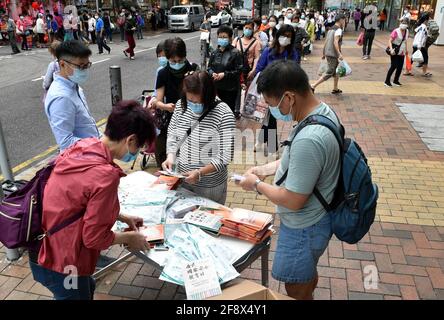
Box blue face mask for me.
[120,146,139,162]
[158,56,168,68]
[217,38,229,47]
[169,61,186,70]
[269,94,293,122]
[243,28,253,37]
[68,68,89,85]
[188,100,203,114]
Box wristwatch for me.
[254,178,262,195]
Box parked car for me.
[168,5,205,32]
[231,7,253,27]
[210,10,232,27]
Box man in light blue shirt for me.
[45,40,99,151]
[237,61,340,300]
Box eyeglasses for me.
[63,60,92,70]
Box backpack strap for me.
[275,114,344,212]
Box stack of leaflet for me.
[183,210,223,235]
[159,224,240,286]
[210,208,274,244]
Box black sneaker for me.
[393,82,402,87]
[384,82,392,87]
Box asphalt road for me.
[0,29,217,170]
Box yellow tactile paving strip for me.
[312,80,444,97]
[369,157,444,226]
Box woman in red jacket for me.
[29,100,156,300]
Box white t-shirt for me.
[36,18,45,33]
[88,18,96,32]
[335,28,343,37]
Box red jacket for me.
[38,138,125,276]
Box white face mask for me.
[278,36,291,47]
[279,21,284,26]
[400,24,408,30]
[269,21,276,28]
[404,10,408,14]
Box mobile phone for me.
[230,173,245,182]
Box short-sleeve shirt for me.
[155,63,194,104]
[273,102,341,229]
[334,28,343,37]
[390,28,409,55]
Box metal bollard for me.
[0,119,21,262]
[109,66,123,106]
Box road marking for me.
[0,117,108,180]
[134,47,156,54]
[183,35,201,41]
[93,58,111,64]
[31,76,44,82]
[133,34,200,54]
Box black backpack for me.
[236,36,256,76]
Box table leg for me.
[261,248,269,287]
[92,252,133,280]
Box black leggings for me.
[385,55,404,84]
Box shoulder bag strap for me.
[175,108,211,157]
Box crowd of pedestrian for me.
[1,2,439,302]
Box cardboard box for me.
[207,279,294,300]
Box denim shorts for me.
[272,213,333,284]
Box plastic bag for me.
[405,53,412,72]
[356,32,364,46]
[318,60,328,76]
[241,72,268,122]
[412,49,424,63]
[336,60,352,77]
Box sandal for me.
[331,89,343,94]
[404,72,414,76]
[422,73,432,77]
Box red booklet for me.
[219,225,274,244]
[150,175,181,190]
[138,224,165,244]
[211,208,273,232]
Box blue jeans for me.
[30,261,96,300]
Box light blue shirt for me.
[44,74,99,151]
[152,66,164,98]
[273,102,340,229]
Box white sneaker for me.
[363,56,369,60]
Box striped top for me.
[167,99,235,188]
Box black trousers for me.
[8,31,20,53]
[259,111,278,153]
[363,30,375,56]
[385,55,404,84]
[96,32,110,53]
[155,128,167,168]
[217,88,238,114]
[354,19,360,31]
[379,20,385,31]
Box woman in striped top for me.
[162,71,235,204]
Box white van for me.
[168,5,205,32]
